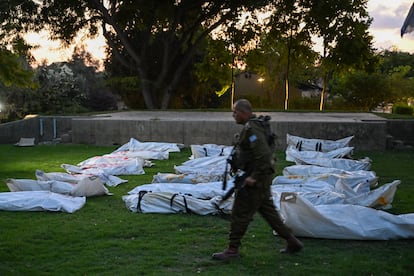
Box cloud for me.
[368,0,414,52]
[369,1,412,29]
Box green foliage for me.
[393,104,413,115]
[304,0,374,69]
[0,48,35,88]
[1,1,410,112]
[375,113,414,120]
[85,87,118,111]
[289,97,320,110]
[105,76,144,109]
[1,0,38,89]
[324,96,364,111]
[323,49,414,112]
[0,85,41,121]
[387,65,414,101]
[0,144,413,274]
[302,0,377,110]
[1,58,117,121]
[194,37,233,97]
[330,71,391,111]
[32,60,117,115]
[380,50,414,78]
[10,1,275,109]
[245,0,318,97]
[244,0,376,111]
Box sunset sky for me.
[26,0,414,66]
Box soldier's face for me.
[233,107,249,124]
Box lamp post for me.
[258,77,264,107]
[231,58,235,109]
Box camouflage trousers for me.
[228,174,292,248]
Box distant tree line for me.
[0,1,413,121]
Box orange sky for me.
[26,0,414,67]
[25,30,106,68]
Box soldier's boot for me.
[280,234,303,254]
[212,246,239,260]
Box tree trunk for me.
[285,38,291,111]
[284,78,289,110]
[161,87,172,109]
[159,50,197,109]
[231,61,235,109]
[141,80,155,109]
[319,72,328,111]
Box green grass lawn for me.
[0,144,413,275]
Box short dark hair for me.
[234,99,252,113]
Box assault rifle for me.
[221,146,248,201]
[221,170,248,201]
[221,146,234,192]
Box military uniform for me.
[228,115,293,249]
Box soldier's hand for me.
[244,176,257,187]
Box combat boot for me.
[212,246,239,260]
[280,234,303,254]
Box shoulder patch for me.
[249,134,257,143]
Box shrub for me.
[393,104,413,115]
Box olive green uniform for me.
[229,115,292,249]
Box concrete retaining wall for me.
[1,113,413,151]
[386,120,414,146]
[0,116,72,144]
[71,119,245,146]
[70,117,387,151]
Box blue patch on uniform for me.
[249,134,257,143]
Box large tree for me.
[9,0,272,109]
[257,0,316,110]
[303,0,377,110]
[0,0,36,88]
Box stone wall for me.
[386,120,414,148]
[0,116,72,144]
[70,117,387,151]
[1,114,413,151]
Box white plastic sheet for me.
[124,180,235,215]
[0,191,86,213]
[2,138,184,213]
[286,134,353,152]
[152,172,223,184]
[62,157,145,176]
[190,144,233,159]
[128,181,233,199]
[112,150,169,160]
[6,176,111,197]
[61,138,182,180]
[343,180,400,209]
[273,171,378,191]
[286,146,371,171]
[271,180,399,210]
[280,192,414,240]
[123,192,232,215]
[116,136,414,240]
[35,169,127,187]
[7,179,74,194]
[114,138,181,154]
[174,155,227,176]
[286,146,354,163]
[283,165,374,179]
